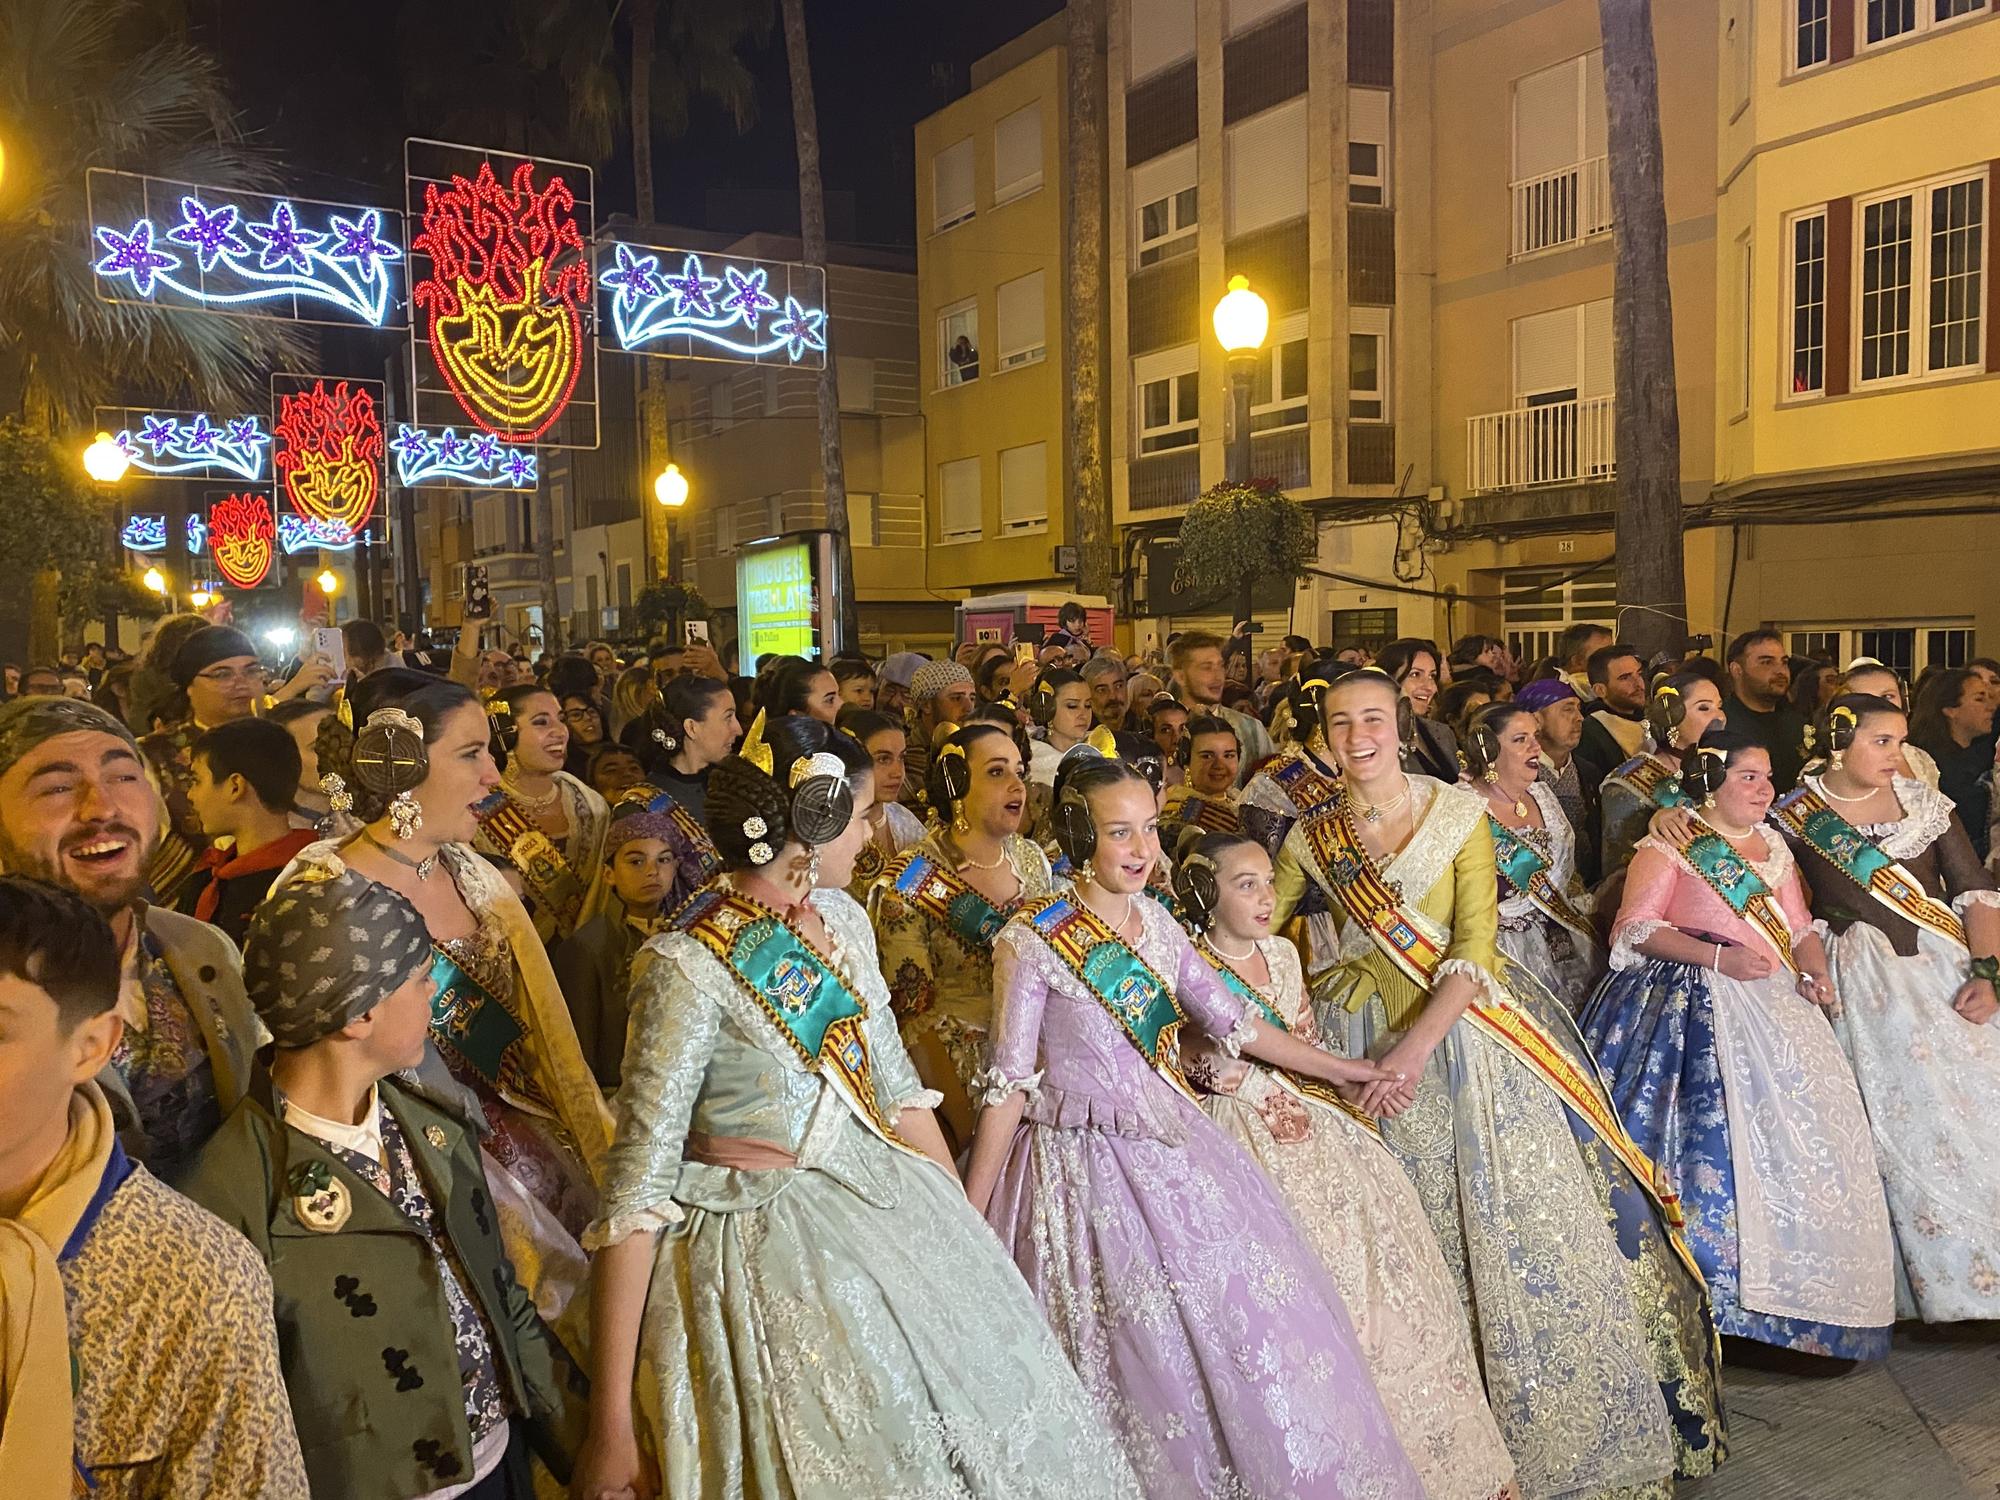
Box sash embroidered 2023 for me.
[886,851,1008,956]
[1022,894,1196,1101]
[1773,785,1966,950]
[429,946,531,1099]
[1193,938,1379,1135]
[1668,824,1800,973]
[676,889,920,1157]
[481,796,587,937]
[1488,817,1595,945]
[1605,752,1685,811]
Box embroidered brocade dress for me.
[1580,827,1896,1358]
[844,798,926,904]
[1239,745,1343,978]
[1597,752,1684,879]
[981,895,1426,1500]
[1491,782,1605,1014]
[472,771,611,946]
[1274,776,1725,1500]
[589,886,1141,1499]
[1792,774,2000,1321]
[1187,936,1517,1500]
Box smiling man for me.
[0,697,258,1180]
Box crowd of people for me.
[4,596,1998,1500]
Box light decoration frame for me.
[391,424,539,490]
[86,169,404,328]
[121,513,207,554]
[278,514,366,554]
[95,407,270,482]
[406,140,597,446]
[207,494,277,589]
[600,245,828,368]
[271,376,386,538]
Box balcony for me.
[1466,395,1615,493]
[1509,156,1611,259]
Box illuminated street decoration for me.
[208,495,276,588]
[120,514,207,553]
[278,514,364,553]
[273,379,384,536]
[106,411,269,481]
[601,246,828,367]
[411,161,590,441]
[87,170,403,326]
[391,424,538,490]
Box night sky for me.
[198,0,1063,246]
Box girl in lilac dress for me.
[963,749,1425,1500]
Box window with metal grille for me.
[1789,210,1827,395]
[1785,623,1974,673]
[1796,0,1831,68]
[1331,608,1398,653]
[1501,565,1617,667]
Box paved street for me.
[1689,1326,2000,1499]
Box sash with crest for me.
[660,796,722,882]
[480,795,588,938]
[1662,822,1800,973]
[1173,792,1243,836]
[1021,894,1197,1101]
[675,888,921,1157]
[1193,938,1379,1134]
[1267,746,1341,817]
[1488,817,1596,946]
[1773,785,1966,951]
[1301,791,1701,1276]
[428,947,536,1103]
[1604,752,1685,812]
[885,850,1008,956]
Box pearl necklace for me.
[502,773,562,812]
[1817,774,1884,805]
[952,837,1009,872]
[1207,935,1258,962]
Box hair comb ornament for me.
[739,710,774,776]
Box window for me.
[1349,307,1390,423]
[1330,607,1398,654]
[1866,0,1988,45]
[1512,300,1613,406]
[938,298,979,388]
[1225,96,1307,236]
[714,503,736,554]
[1858,173,1985,385]
[1134,146,1197,265]
[1349,88,1389,206]
[710,378,735,431]
[932,138,975,231]
[1795,0,1831,68]
[1135,346,1200,453]
[1251,310,1309,431]
[1510,52,1609,257]
[996,271,1047,370]
[1736,232,1755,415]
[1728,8,1753,116]
[1501,564,1618,666]
[999,442,1049,531]
[994,103,1043,205]
[939,458,982,541]
[1130,0,1197,79]
[837,356,875,412]
[1785,623,1974,673]
[1789,211,1828,395]
[615,562,632,610]
[845,491,879,548]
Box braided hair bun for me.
[1678,725,1758,805]
[1817,691,1903,763]
[316,678,481,824]
[704,714,870,869]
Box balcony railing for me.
[1466,395,1616,493]
[1509,155,1612,259]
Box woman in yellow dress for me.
[472,683,610,946]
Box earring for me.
[1702,792,1717,811]
[952,807,970,836]
[1482,765,1499,785]
[805,846,822,883]
[1074,862,1095,887]
[389,790,424,841]
[322,773,353,814]
[1830,748,1845,773]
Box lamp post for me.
[653,463,690,638]
[1211,274,1269,487]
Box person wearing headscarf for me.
[0,876,306,1499]
[0,696,258,1177]
[901,657,975,812]
[1518,676,1602,884]
[182,869,587,1498]
[138,624,265,903]
[875,649,927,719]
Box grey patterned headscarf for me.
[242,869,435,1048]
[0,697,140,780]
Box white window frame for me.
[1133,146,1198,267]
[995,270,1047,371]
[938,297,980,390]
[1782,620,1975,674]
[937,457,983,543]
[1854,169,1987,389]
[1348,307,1391,424]
[1735,230,1755,416]
[1348,88,1390,207]
[1785,207,1829,400]
[993,102,1043,207]
[1791,0,1832,72]
[932,137,976,232]
[1251,309,1310,432]
[1135,345,1200,454]
[714,503,737,555]
[999,442,1050,534]
[1862,0,1989,52]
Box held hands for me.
[1355,1033,1433,1119]
[570,1428,654,1500]
[1952,976,1999,1026]
[1716,945,1773,981]
[1796,968,1840,1014]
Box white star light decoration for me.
[113,411,271,481]
[391,424,540,491]
[601,247,827,365]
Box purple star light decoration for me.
[500,450,536,486]
[391,426,432,465]
[225,417,266,451]
[178,415,220,455]
[771,298,828,363]
[662,254,721,318]
[168,197,248,272]
[469,433,501,466]
[246,202,325,273]
[720,265,778,330]
[93,222,180,296]
[435,430,465,466]
[138,415,179,455]
[602,244,663,311]
[326,210,398,277]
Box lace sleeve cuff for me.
[1954,889,2000,915]
[896,1087,945,1112]
[1609,919,1674,972]
[581,1201,683,1251]
[1217,1007,1259,1058]
[974,1067,1042,1108]
[1436,957,1508,1007]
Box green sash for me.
[885,851,1007,956]
[1488,816,1596,946]
[1773,785,1967,951]
[676,888,921,1157]
[428,947,531,1099]
[1192,937,1379,1135]
[1604,752,1685,811]
[1665,823,1800,973]
[1021,894,1196,1101]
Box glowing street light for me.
[83,432,131,484]
[1212,275,1270,485]
[316,568,340,595]
[654,462,689,508]
[141,566,166,594]
[189,589,214,609]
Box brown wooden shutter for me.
[1988,162,2000,373]
[1825,196,1853,396]
[1829,0,1855,63]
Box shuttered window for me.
[996,271,1047,370]
[1512,52,1605,182]
[1135,345,1201,453]
[1225,97,1307,237]
[1349,88,1390,206]
[994,103,1043,205]
[1511,300,1612,402]
[933,139,975,231]
[1134,146,1199,264]
[939,458,982,541]
[1130,0,1197,79]
[999,442,1049,530]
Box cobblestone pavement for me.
[1686,1325,2000,1499]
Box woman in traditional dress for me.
[1774,694,2000,1321]
[1239,664,1346,981]
[1271,668,1726,1498]
[1828,660,1938,788]
[835,708,925,899]
[472,683,610,946]
[284,673,611,1326]
[1376,637,1459,782]
[966,750,1426,1500]
[873,722,1054,1156]
[570,717,1141,1500]
[1175,831,1518,1500]
[1583,727,1896,1358]
[1598,671,1727,877]
[1464,701,1604,1011]
[636,675,740,823]
[1025,667,1094,787]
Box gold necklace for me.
[1487,781,1533,820]
[1351,774,1412,824]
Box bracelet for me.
[1713,942,1723,972]
[1970,955,1999,985]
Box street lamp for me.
[189,588,214,609]
[82,432,131,484]
[141,566,166,595]
[1212,274,1269,486]
[653,462,689,508]
[316,569,340,595]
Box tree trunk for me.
[1067,0,1115,601]
[631,0,675,590]
[28,568,61,669]
[782,0,860,656]
[1598,0,1687,662]
[534,483,562,654]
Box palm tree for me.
[781,0,859,654]
[1067,0,1114,600]
[1597,0,1687,661]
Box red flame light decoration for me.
[209,494,276,589]
[411,161,591,442]
[273,380,383,538]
